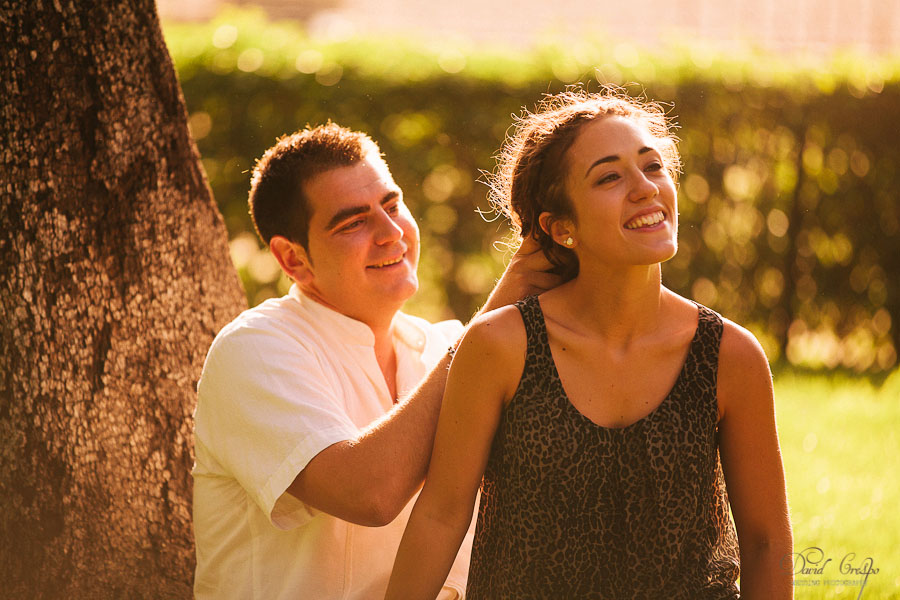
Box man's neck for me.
[370,325,397,402]
[373,333,398,401]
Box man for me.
[192,123,553,598]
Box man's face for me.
[298,154,420,326]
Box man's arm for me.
[287,237,557,526]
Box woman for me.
[386,89,792,599]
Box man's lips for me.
[367,254,405,268]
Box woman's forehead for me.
[567,116,659,169]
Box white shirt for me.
[192,285,470,599]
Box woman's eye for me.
[645,162,664,172]
[597,173,619,185]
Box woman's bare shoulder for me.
[451,303,529,403]
[463,303,527,356]
[717,317,774,417]
[719,318,770,372]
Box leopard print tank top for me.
[466,295,740,599]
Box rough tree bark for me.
[0,1,247,597]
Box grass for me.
[774,369,900,599]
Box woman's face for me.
[562,115,678,269]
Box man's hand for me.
[288,237,558,525]
[481,236,560,313]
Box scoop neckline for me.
[531,295,704,432]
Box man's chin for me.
[395,279,419,304]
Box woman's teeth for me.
[625,210,665,230]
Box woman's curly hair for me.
[486,86,681,281]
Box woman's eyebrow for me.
[584,146,654,178]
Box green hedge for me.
[164,8,900,372]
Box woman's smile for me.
[624,209,666,230]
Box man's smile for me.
[368,254,405,269]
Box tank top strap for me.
[513,295,555,376]
[691,302,725,388]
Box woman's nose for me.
[628,170,659,202]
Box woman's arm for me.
[717,320,793,599]
[385,307,525,600]
[287,239,554,526]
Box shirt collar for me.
[289,285,374,345]
[288,284,426,354]
[393,312,427,353]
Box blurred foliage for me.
[164,7,900,372]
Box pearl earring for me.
[564,237,574,247]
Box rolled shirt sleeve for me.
[192,288,474,599]
[194,324,358,529]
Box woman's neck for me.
[560,262,666,345]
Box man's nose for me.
[373,210,404,244]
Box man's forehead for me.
[305,156,399,220]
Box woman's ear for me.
[538,211,576,248]
[269,236,314,285]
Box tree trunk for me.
[0,1,247,597]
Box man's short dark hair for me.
[249,122,382,249]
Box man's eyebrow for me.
[325,205,369,231]
[584,146,654,178]
[324,191,401,230]
[380,190,400,205]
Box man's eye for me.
[341,219,364,232]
